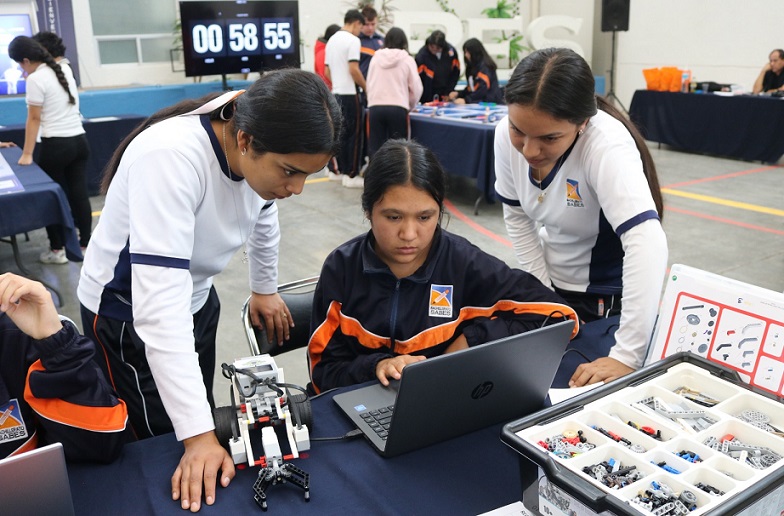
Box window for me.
[89,0,176,64]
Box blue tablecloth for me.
[64,317,619,514]
[0,114,146,196]
[0,147,82,262]
[628,90,784,163]
[67,383,524,515]
[410,111,499,203]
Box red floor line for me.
[666,205,784,236]
[444,200,783,253]
[662,165,780,189]
[443,199,512,247]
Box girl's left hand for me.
[248,291,293,346]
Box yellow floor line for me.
[662,188,784,217]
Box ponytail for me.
[8,35,74,104]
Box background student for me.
[449,38,503,105]
[314,23,340,90]
[494,48,667,387]
[0,273,128,463]
[308,139,577,393]
[8,36,91,264]
[366,28,422,159]
[325,9,367,188]
[415,30,460,103]
[77,69,341,512]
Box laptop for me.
[0,442,76,516]
[334,320,575,457]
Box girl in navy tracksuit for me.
[0,273,127,463]
[308,140,577,393]
[451,38,503,105]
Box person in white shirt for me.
[8,35,90,264]
[77,69,341,512]
[494,48,667,387]
[325,9,367,188]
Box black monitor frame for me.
[179,0,300,78]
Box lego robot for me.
[214,355,313,511]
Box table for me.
[628,90,784,163]
[0,147,82,305]
[410,105,506,212]
[64,319,616,515]
[0,114,146,195]
[67,385,525,515]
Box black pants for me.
[367,105,409,158]
[37,134,91,248]
[335,93,363,177]
[554,286,622,323]
[80,287,220,440]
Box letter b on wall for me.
[601,0,630,32]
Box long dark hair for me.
[383,27,408,52]
[8,35,74,104]
[33,31,66,58]
[463,38,497,75]
[505,47,663,219]
[101,69,343,192]
[361,139,446,218]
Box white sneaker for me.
[326,171,342,181]
[342,175,364,189]
[39,248,67,264]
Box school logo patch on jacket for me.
[0,399,28,443]
[429,284,453,318]
[566,179,585,208]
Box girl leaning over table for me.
[494,48,668,388]
[8,36,91,264]
[77,69,342,512]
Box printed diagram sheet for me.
[649,264,784,396]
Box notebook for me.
[334,320,575,457]
[0,442,76,516]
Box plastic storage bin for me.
[502,353,784,515]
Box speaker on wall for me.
[601,0,630,32]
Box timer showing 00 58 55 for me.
[189,18,293,56]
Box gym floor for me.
[2,144,782,407]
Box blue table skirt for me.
[0,147,82,261]
[629,90,784,163]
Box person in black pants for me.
[8,36,91,263]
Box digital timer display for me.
[180,1,300,77]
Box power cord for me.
[311,429,364,442]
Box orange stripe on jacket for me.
[309,300,578,389]
[476,72,491,90]
[360,47,376,57]
[452,58,460,70]
[8,431,38,457]
[417,65,434,79]
[24,360,129,433]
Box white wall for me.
[615,0,782,107]
[69,0,778,98]
[69,0,594,88]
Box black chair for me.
[241,276,319,356]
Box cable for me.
[310,429,364,442]
[561,347,592,362]
[540,309,569,328]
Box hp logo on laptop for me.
[471,382,494,399]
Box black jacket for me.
[308,228,578,392]
[415,44,461,102]
[0,315,128,462]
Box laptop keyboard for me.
[360,405,395,440]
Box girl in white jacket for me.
[366,28,423,158]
